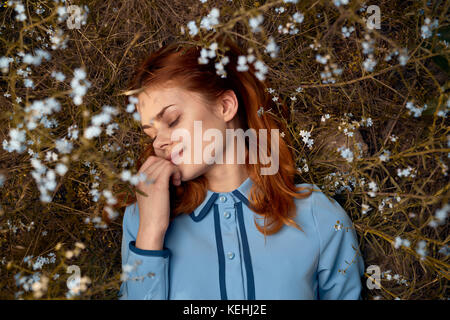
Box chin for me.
[178,163,210,182]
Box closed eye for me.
[145,115,181,141]
[169,116,181,128]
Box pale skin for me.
[134,81,249,250]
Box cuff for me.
[129,241,171,258]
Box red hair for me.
[107,34,313,238]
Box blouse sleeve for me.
[118,203,171,300]
[311,189,365,300]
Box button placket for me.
[220,194,236,221]
[221,206,235,221]
[216,194,246,299]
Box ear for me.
[218,90,239,122]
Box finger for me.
[140,157,167,185]
[138,155,160,174]
[162,161,180,187]
[170,163,182,186]
[165,160,182,185]
[156,161,182,188]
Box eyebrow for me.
[141,104,176,129]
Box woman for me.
[116,35,365,300]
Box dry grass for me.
[0,0,448,299]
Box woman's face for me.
[136,82,239,182]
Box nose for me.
[152,130,173,154]
[153,135,170,150]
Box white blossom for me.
[55,138,73,154]
[416,240,427,259]
[106,123,119,136]
[22,49,51,66]
[51,70,66,81]
[68,124,79,140]
[133,112,141,121]
[421,17,439,39]
[299,130,314,149]
[84,126,102,139]
[200,8,220,31]
[55,163,68,176]
[237,55,249,72]
[254,60,268,81]
[0,56,13,73]
[337,146,353,162]
[363,55,377,72]
[341,26,355,38]
[333,0,349,6]
[13,1,27,21]
[379,149,391,162]
[397,166,416,178]
[405,101,427,117]
[70,68,91,106]
[187,21,199,36]
[362,204,372,215]
[265,37,279,58]
[398,48,409,66]
[315,54,329,65]
[198,42,218,65]
[24,78,34,88]
[292,12,304,24]
[368,181,378,197]
[428,203,449,228]
[249,14,264,33]
[3,128,27,154]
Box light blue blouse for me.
[118,176,365,300]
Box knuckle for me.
[138,158,158,174]
[147,156,159,164]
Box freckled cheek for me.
[167,122,191,161]
[171,115,224,162]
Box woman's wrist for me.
[135,227,166,251]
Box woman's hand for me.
[135,155,181,250]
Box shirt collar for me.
[189,176,253,222]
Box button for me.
[223,211,231,219]
[227,251,235,260]
[219,195,226,202]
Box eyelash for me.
[149,116,180,141]
[169,116,181,128]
